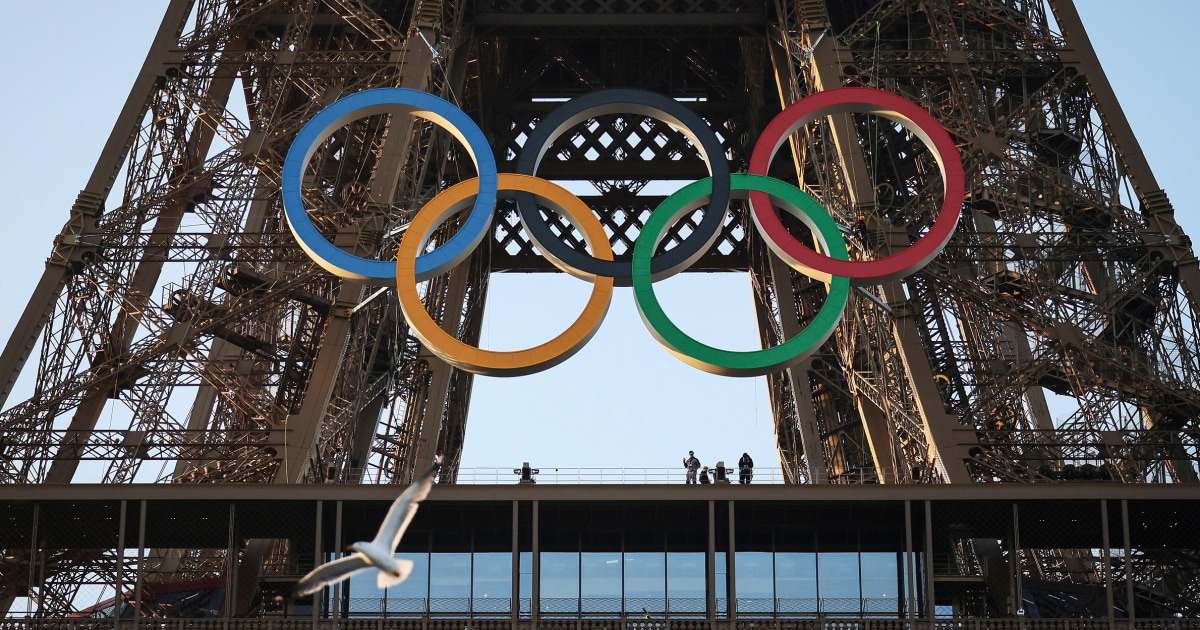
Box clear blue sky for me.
[0,2,1196,476]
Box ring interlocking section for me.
[281,87,964,377]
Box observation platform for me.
[1,482,1198,627]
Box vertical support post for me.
[774,531,780,618]
[813,534,821,617]
[116,500,126,630]
[1102,500,1114,624]
[663,534,669,619]
[924,501,934,619]
[26,504,39,617]
[1122,499,1134,623]
[532,500,540,626]
[512,500,520,623]
[134,500,147,620]
[620,527,626,619]
[334,501,343,624]
[707,500,716,621]
[314,500,323,624]
[905,500,915,622]
[225,503,235,620]
[1012,503,1022,616]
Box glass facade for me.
[331,498,915,619]
[344,549,905,618]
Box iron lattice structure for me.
[0,0,1198,618]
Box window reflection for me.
[625,552,665,614]
[430,552,470,613]
[776,553,816,615]
[861,552,901,615]
[818,552,860,615]
[667,552,705,616]
[473,552,512,615]
[736,551,774,614]
[581,552,621,613]
[714,552,728,618]
[540,552,579,615]
[341,548,904,619]
[519,551,532,617]
[389,553,429,615]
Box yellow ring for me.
[396,174,615,376]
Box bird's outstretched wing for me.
[293,554,371,597]
[373,457,441,550]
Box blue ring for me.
[282,88,498,283]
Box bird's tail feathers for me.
[377,559,415,589]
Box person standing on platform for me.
[739,452,754,484]
[699,466,711,484]
[684,450,700,484]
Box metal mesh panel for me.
[231,500,318,617]
[473,596,513,615]
[540,597,580,616]
[35,501,125,618]
[0,503,38,617]
[429,597,470,614]
[736,599,774,616]
[579,597,621,614]
[820,598,865,616]
[666,597,706,616]
[776,598,818,616]
[929,500,1014,617]
[624,597,666,614]
[386,595,429,614]
[1123,499,1200,618]
[1016,500,1107,619]
[347,597,386,617]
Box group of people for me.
[682,451,754,484]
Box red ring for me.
[747,87,964,285]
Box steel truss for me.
[0,0,1198,619]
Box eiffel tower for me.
[1,0,1198,619]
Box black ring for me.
[514,88,731,286]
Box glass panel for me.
[519,551,533,617]
[776,552,817,615]
[735,551,773,614]
[861,552,900,616]
[474,552,512,615]
[818,552,860,615]
[430,552,470,613]
[581,552,622,613]
[367,549,429,614]
[624,552,666,614]
[714,551,728,618]
[540,552,579,615]
[667,552,705,616]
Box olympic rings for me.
[514,88,732,286]
[396,175,615,377]
[748,86,964,285]
[282,88,498,284]
[633,174,850,376]
[286,86,962,377]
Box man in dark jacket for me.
[738,452,754,484]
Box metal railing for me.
[445,467,893,485]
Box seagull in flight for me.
[293,457,441,597]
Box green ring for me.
[632,174,851,376]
